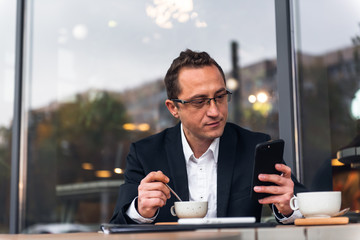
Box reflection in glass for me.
[293,0,360,211]
[0,0,16,233]
[351,89,360,119]
[21,0,278,230]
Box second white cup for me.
[290,191,341,218]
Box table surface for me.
[0,231,241,240]
[1,223,360,240]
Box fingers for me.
[275,164,292,178]
[141,170,170,184]
[140,170,171,200]
[257,164,291,185]
[253,164,295,216]
[254,167,294,198]
[255,186,293,203]
[254,182,294,216]
[254,184,288,196]
[138,189,169,213]
[137,171,171,218]
[138,181,171,200]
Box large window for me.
[5,0,360,233]
[0,0,292,232]
[293,0,360,210]
[0,0,16,233]
[13,0,279,231]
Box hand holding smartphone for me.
[251,139,285,200]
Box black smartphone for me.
[251,139,285,200]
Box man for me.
[110,49,306,224]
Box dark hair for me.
[164,49,226,100]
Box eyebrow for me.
[188,88,227,99]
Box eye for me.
[191,98,206,104]
[216,93,227,100]
[189,98,207,108]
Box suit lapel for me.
[164,123,189,201]
[217,124,237,217]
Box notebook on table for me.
[100,217,277,234]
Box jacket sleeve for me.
[109,143,145,224]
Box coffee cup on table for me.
[170,201,208,218]
[290,191,341,218]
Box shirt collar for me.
[181,123,219,164]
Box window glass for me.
[22,0,278,230]
[0,0,16,233]
[293,0,360,210]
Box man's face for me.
[167,65,228,147]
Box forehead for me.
[177,65,225,96]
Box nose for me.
[206,97,217,105]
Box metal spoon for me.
[165,183,182,202]
[332,207,350,217]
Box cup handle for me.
[170,206,177,216]
[289,196,298,211]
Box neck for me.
[191,142,212,159]
[183,131,213,159]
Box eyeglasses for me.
[171,90,232,109]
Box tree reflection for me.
[28,91,132,184]
[25,90,135,224]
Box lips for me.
[206,121,221,128]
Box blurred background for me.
[0,0,360,233]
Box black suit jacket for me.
[110,122,306,224]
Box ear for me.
[165,99,179,118]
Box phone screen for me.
[251,139,284,200]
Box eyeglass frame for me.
[170,90,232,108]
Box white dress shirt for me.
[126,123,300,223]
[181,124,218,218]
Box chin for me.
[209,128,225,139]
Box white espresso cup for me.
[170,201,208,218]
[290,191,341,218]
